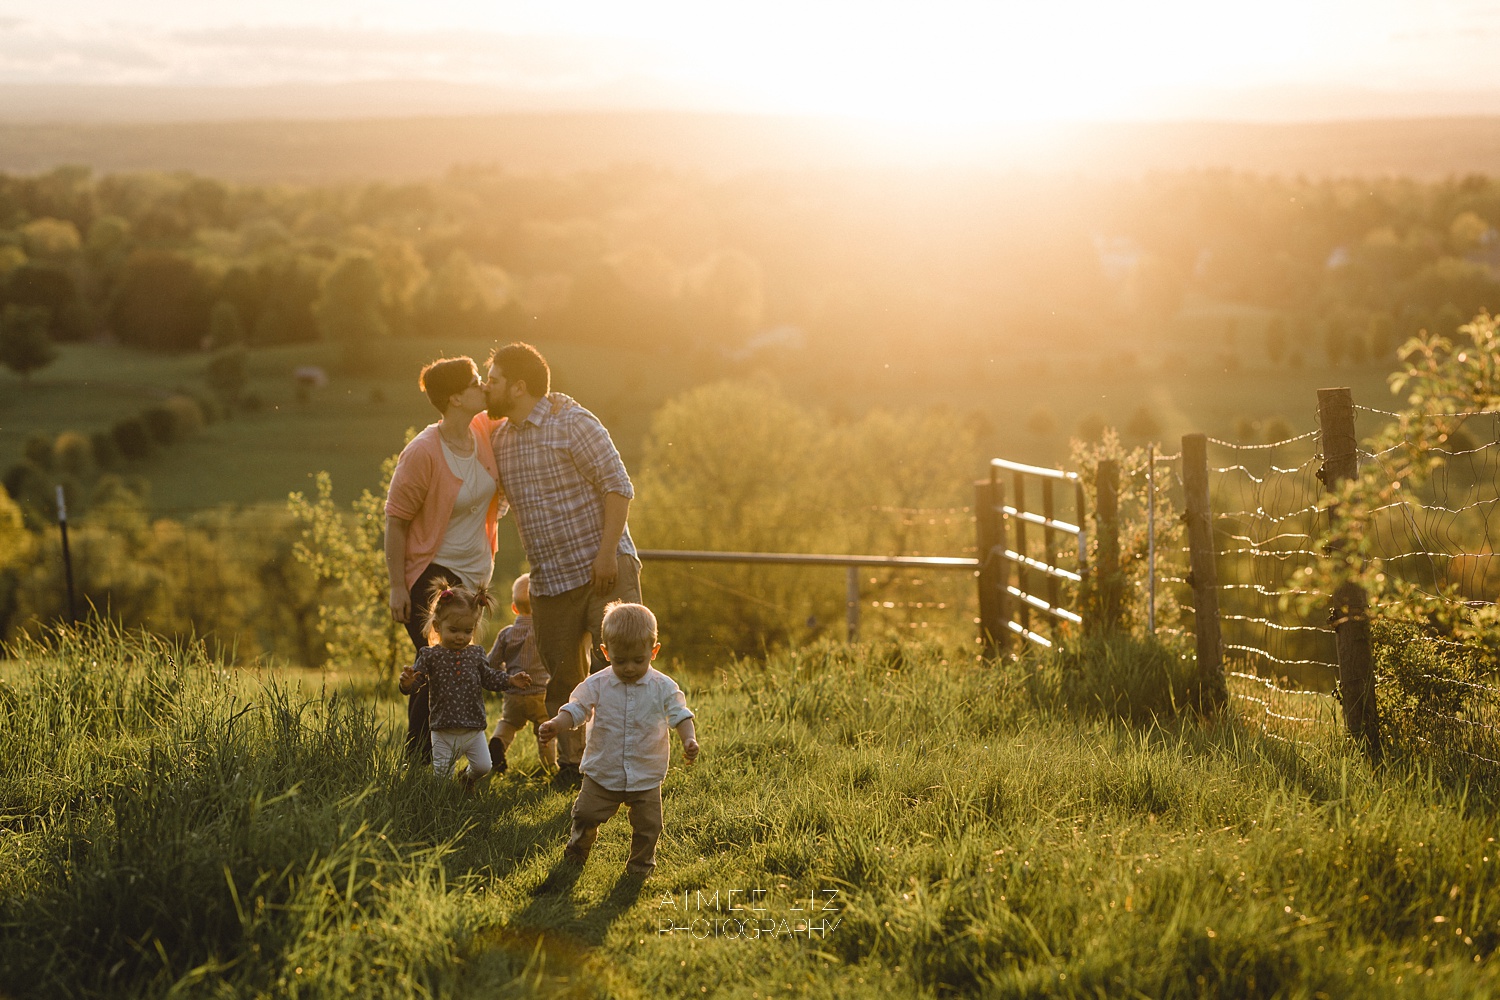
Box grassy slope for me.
[2,629,1498,998]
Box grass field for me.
[3,625,1499,998]
[0,307,1400,520]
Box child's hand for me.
[537,720,557,743]
[509,670,531,689]
[682,739,700,764]
[399,665,420,691]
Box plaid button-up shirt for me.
[493,393,636,597]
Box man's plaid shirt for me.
[492,393,637,597]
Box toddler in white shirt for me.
[538,601,699,875]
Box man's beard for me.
[485,400,507,419]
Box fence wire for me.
[1153,431,1341,745]
[1346,404,1500,765]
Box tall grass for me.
[4,625,1500,997]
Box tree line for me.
[8,165,1500,385]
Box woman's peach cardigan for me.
[384,412,506,591]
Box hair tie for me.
[438,589,455,602]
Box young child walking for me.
[485,573,556,774]
[398,581,530,788]
[538,601,698,875]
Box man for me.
[485,341,641,786]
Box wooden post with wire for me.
[1317,386,1382,763]
[56,484,76,626]
[974,473,1008,655]
[1182,433,1227,709]
[1094,459,1121,631]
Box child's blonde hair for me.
[421,579,495,637]
[600,601,658,651]
[512,573,531,613]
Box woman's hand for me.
[389,585,410,623]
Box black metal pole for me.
[56,484,76,625]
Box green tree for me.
[205,345,247,409]
[109,250,211,350]
[0,304,56,379]
[288,461,408,680]
[205,299,246,349]
[313,252,387,368]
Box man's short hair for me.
[418,357,478,414]
[601,601,658,650]
[487,342,551,397]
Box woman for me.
[385,356,506,762]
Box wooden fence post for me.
[1094,459,1121,631]
[975,475,1008,655]
[1317,387,1382,763]
[1182,433,1228,709]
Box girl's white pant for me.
[431,728,491,777]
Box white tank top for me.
[433,437,497,590]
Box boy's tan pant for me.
[564,776,663,873]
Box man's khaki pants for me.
[564,775,663,873]
[531,555,641,767]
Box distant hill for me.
[4,107,1500,181]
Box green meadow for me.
[1,303,1400,520]
[3,625,1498,998]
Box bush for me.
[111,416,153,460]
[52,431,93,478]
[22,433,53,470]
[141,396,203,446]
[88,429,120,470]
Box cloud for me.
[0,19,676,89]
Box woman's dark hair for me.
[418,357,479,414]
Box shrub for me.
[164,394,205,436]
[141,396,203,445]
[142,404,178,444]
[88,429,120,470]
[52,431,93,478]
[205,344,247,408]
[111,416,153,460]
[22,433,53,470]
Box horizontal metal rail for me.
[1006,585,1083,625]
[637,547,979,645]
[1006,620,1054,648]
[991,458,1080,482]
[1001,548,1082,584]
[1001,505,1082,536]
[637,549,978,570]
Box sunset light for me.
[12,0,1500,996]
[4,0,1498,123]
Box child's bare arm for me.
[398,654,427,694]
[676,718,699,763]
[536,710,575,743]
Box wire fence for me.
[1150,431,1343,746]
[1346,403,1500,766]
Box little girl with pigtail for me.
[398,581,530,788]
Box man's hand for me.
[682,738,700,764]
[590,547,619,595]
[389,585,410,623]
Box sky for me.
[5,1,1500,123]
